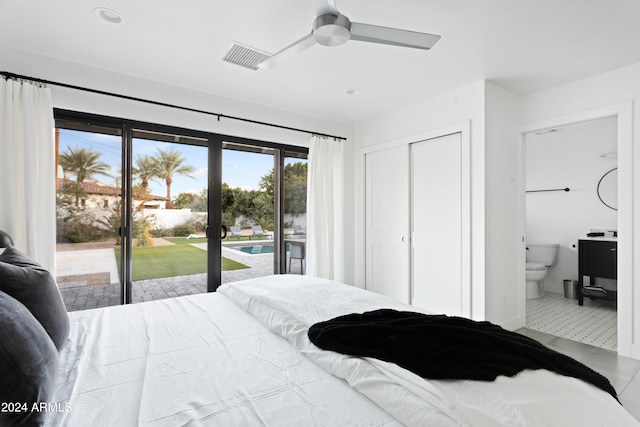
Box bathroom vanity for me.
[577,238,617,306]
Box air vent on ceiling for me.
[222,42,271,71]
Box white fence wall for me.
[142,209,306,232]
[143,209,207,230]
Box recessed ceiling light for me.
[94,7,124,24]
[345,88,361,96]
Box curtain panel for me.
[0,78,56,272]
[305,135,344,281]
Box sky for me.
[58,129,302,199]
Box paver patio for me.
[57,241,303,311]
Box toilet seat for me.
[526,262,546,271]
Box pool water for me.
[228,243,292,255]
[228,243,274,255]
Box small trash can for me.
[563,280,577,299]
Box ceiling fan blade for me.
[310,0,338,17]
[350,22,441,50]
[258,33,316,69]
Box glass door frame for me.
[55,109,308,302]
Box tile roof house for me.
[56,179,169,210]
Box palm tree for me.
[59,146,112,206]
[133,154,160,189]
[154,148,196,201]
[59,146,112,183]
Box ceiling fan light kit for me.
[256,0,441,69]
[313,14,351,46]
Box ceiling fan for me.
[258,0,441,69]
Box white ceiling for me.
[1,0,640,125]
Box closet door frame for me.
[361,121,472,317]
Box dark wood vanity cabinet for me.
[578,239,617,305]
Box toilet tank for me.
[526,243,559,266]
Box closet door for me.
[411,133,462,315]
[365,145,410,303]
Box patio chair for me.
[229,226,243,240]
[293,225,306,235]
[250,225,271,239]
[288,243,305,274]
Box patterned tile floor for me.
[526,291,617,351]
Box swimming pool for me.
[225,243,296,255]
[226,243,275,255]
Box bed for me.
[1,249,638,426]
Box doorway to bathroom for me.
[524,116,618,351]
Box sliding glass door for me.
[220,142,275,284]
[54,110,308,311]
[129,129,212,302]
[284,151,308,274]
[54,120,123,311]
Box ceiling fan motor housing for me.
[313,14,351,46]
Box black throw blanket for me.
[308,309,618,401]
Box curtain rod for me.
[0,71,346,141]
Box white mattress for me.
[48,287,401,426]
[48,275,639,426]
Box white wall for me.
[484,82,520,328]
[143,209,207,230]
[525,117,618,294]
[356,80,491,320]
[518,61,640,358]
[356,80,523,328]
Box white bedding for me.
[48,288,401,426]
[47,274,639,426]
[219,275,640,427]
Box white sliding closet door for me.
[411,133,462,315]
[365,145,410,303]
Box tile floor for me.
[527,291,617,351]
[517,327,640,421]
[524,292,639,420]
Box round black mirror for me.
[597,167,617,211]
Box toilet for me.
[526,243,559,299]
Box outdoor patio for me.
[57,241,304,312]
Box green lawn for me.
[115,239,248,281]
[165,237,208,245]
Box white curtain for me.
[0,78,56,272]
[305,135,344,281]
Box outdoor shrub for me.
[56,218,67,243]
[222,212,236,229]
[136,219,154,247]
[173,224,196,237]
[185,215,206,232]
[150,228,173,238]
[96,203,122,245]
[62,213,105,243]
